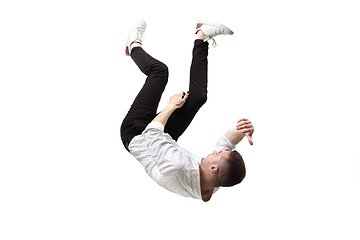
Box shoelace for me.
[203,27,227,47]
[204,37,217,47]
[135,27,145,42]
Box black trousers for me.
[121,39,209,152]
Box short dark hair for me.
[220,150,246,187]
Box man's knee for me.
[152,62,168,77]
[191,93,207,107]
[199,94,207,106]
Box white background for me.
[1,0,359,239]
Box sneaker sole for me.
[124,21,146,56]
[197,20,234,35]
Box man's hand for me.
[152,91,189,127]
[236,118,254,145]
[168,91,189,109]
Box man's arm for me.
[152,91,189,126]
[151,105,176,127]
[225,118,254,145]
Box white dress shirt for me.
[128,122,236,200]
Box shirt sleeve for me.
[214,133,237,152]
[143,122,188,175]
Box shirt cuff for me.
[144,121,165,133]
[224,133,237,148]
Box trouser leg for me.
[120,47,168,151]
[165,40,209,141]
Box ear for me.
[209,165,219,173]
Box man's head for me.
[200,150,246,187]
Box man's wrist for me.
[166,104,177,111]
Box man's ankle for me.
[196,30,206,40]
[130,42,142,51]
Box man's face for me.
[202,150,231,164]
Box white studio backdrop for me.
[1,0,359,239]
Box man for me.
[120,20,254,202]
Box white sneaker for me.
[196,20,234,47]
[124,21,146,56]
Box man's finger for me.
[247,134,253,145]
[237,118,248,123]
[182,91,188,99]
[237,121,250,126]
[183,93,189,101]
[241,128,251,133]
[236,122,251,130]
[180,93,189,103]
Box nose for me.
[212,151,219,155]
